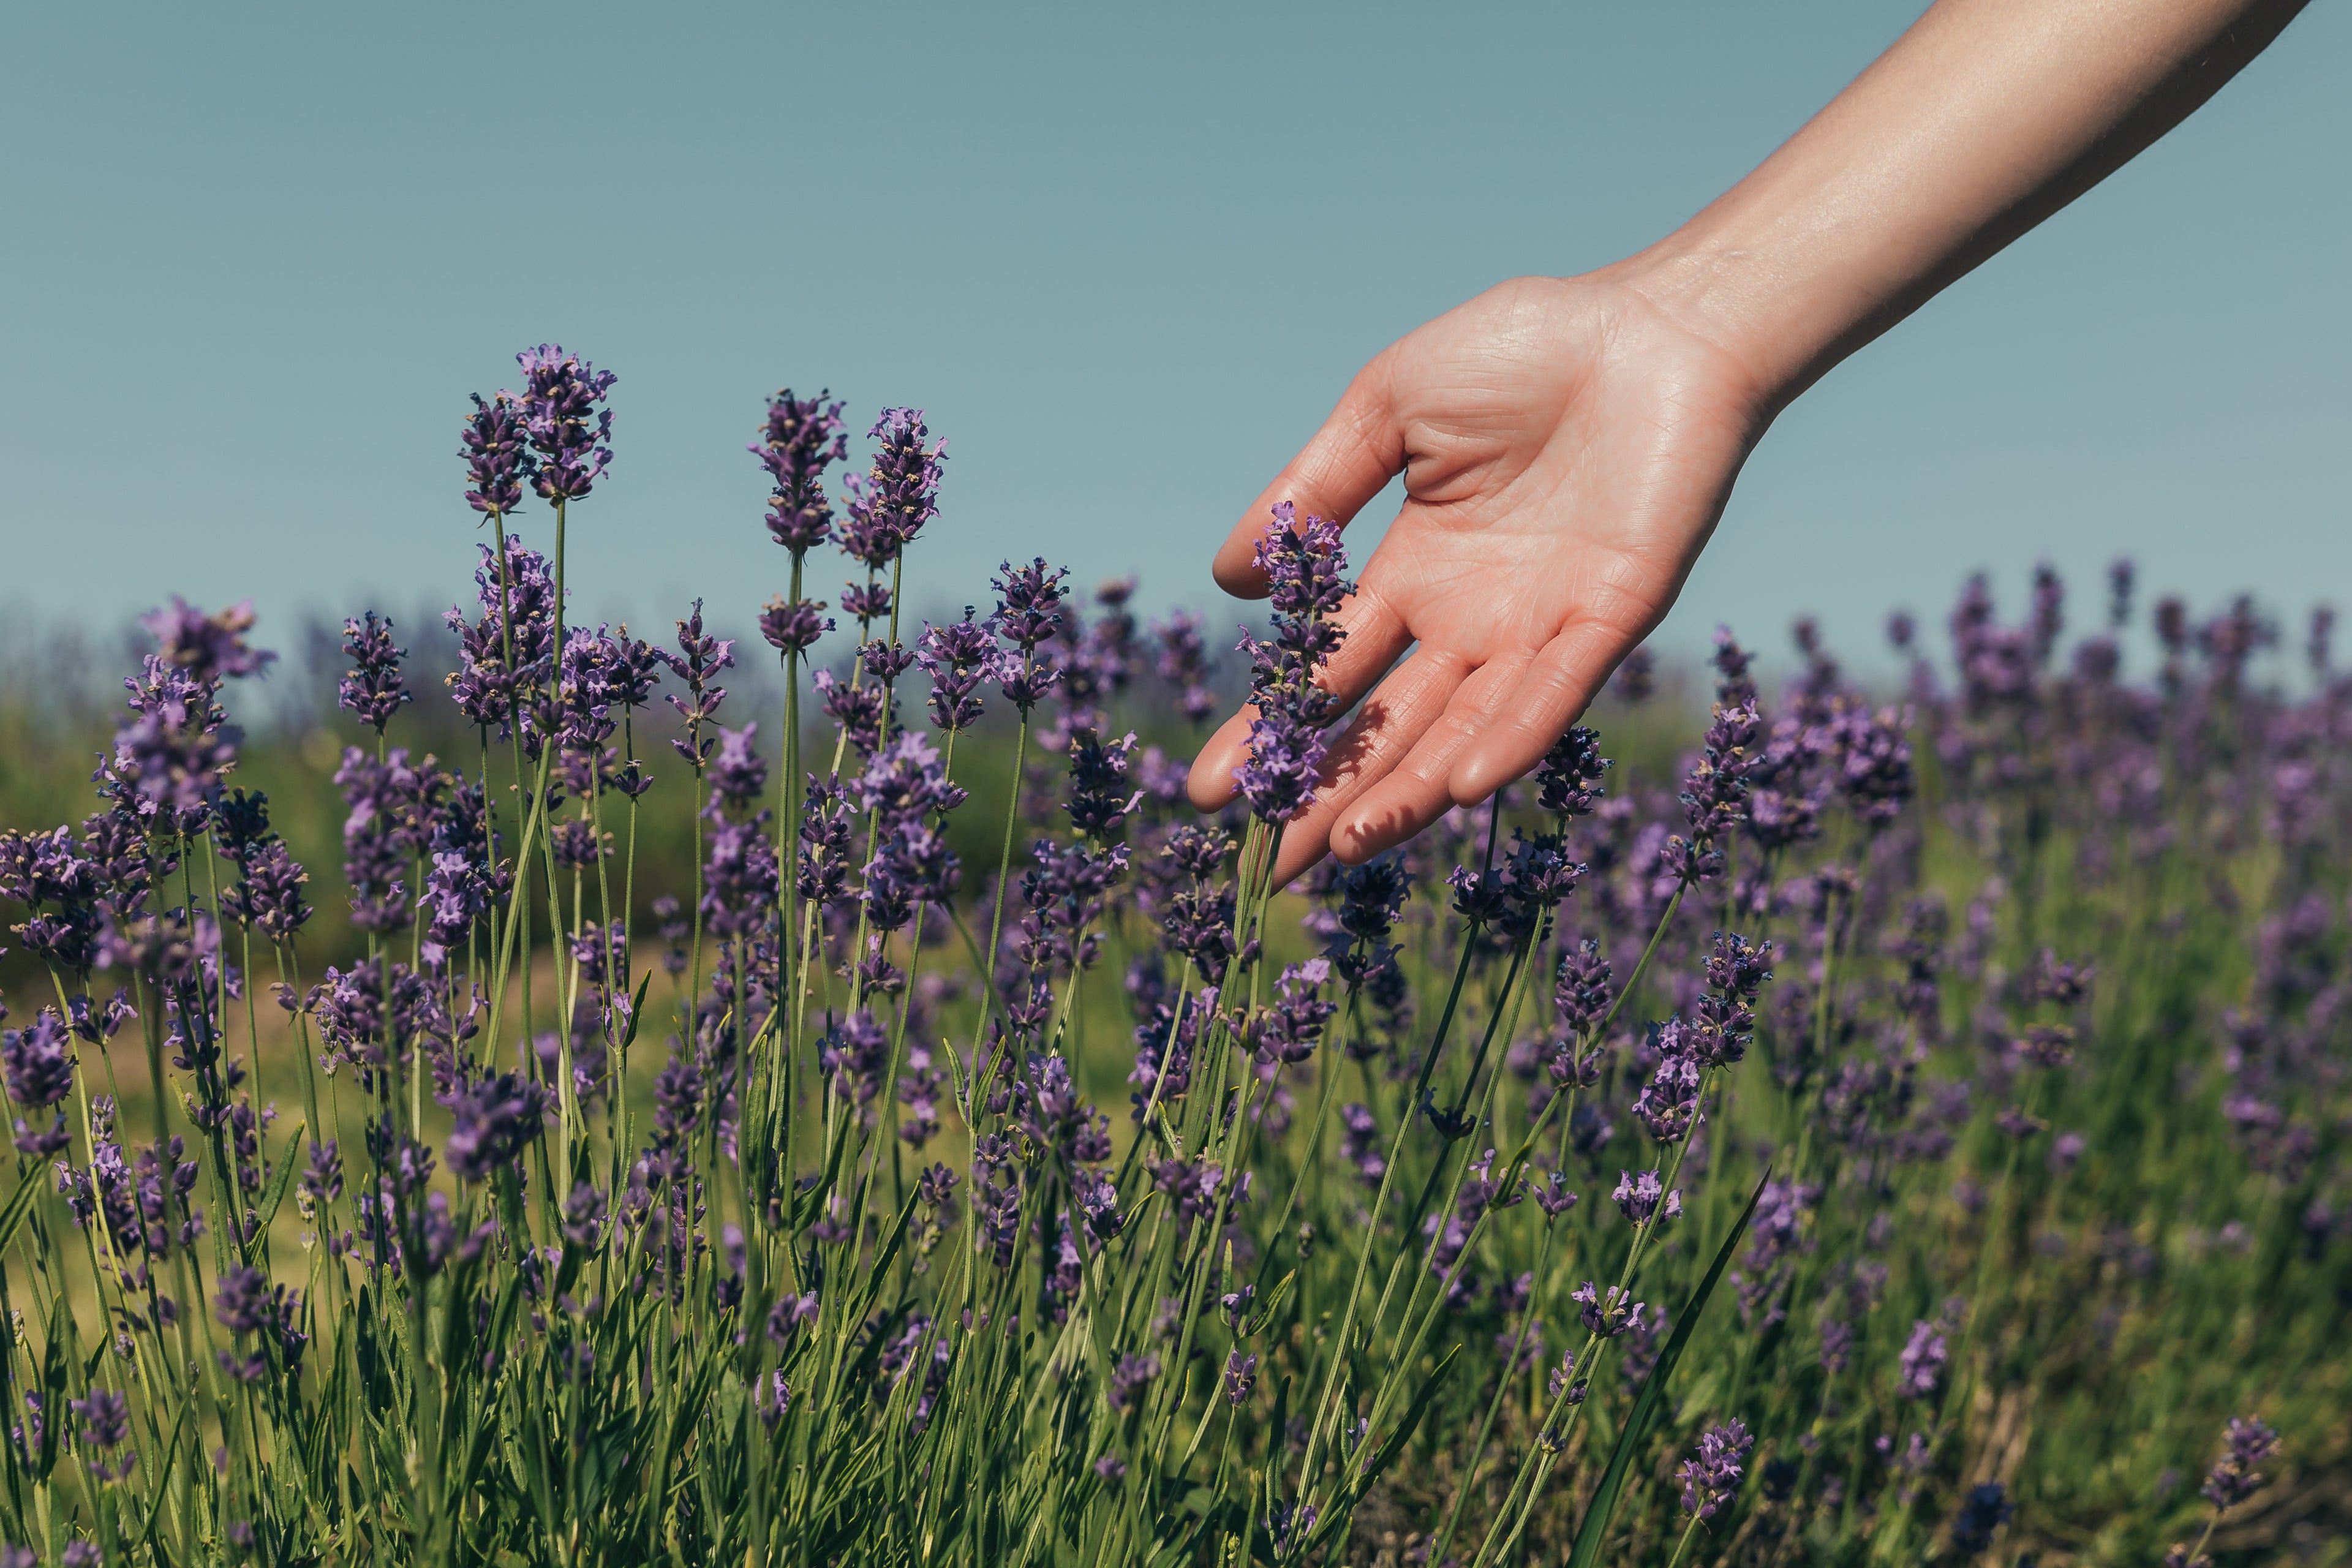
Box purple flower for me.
[70,1389,132,1480]
[445,535,557,734]
[514,344,616,503]
[2107,557,2136,627]
[1631,1020,1706,1144]
[814,669,888,756]
[1267,1499,1318,1555]
[1897,1319,1947,1398]
[2015,1023,2077,1069]
[1234,508,1352,782]
[1950,1482,2012,1553]
[1338,1103,1385,1186]
[445,1072,547,1182]
[796,775,857,908]
[1611,646,1656,703]
[1536,725,1610,817]
[916,614,1001,732]
[1150,1156,1227,1240]
[702,816,780,939]
[760,596,833,655]
[663,599,736,769]
[2,1009,75,1109]
[550,626,627,757]
[858,730,966,830]
[705,724,769,818]
[1161,883,1237,980]
[301,1141,342,1206]
[1443,864,1509,928]
[839,408,945,569]
[1676,1418,1754,1518]
[864,824,957,930]
[337,612,410,733]
[141,598,276,683]
[1572,1281,1645,1338]
[1688,933,1771,1067]
[213,1264,273,1334]
[1679,699,1761,850]
[1063,728,1143,841]
[1555,939,1613,1035]
[842,582,893,623]
[419,851,492,954]
[990,559,1069,654]
[1224,1353,1259,1409]
[1106,1352,1159,1412]
[1153,609,1218,723]
[1711,626,1758,704]
[100,655,239,834]
[224,839,313,942]
[1534,1173,1580,1218]
[2201,1416,2280,1511]
[459,390,535,515]
[1611,1169,1681,1227]
[1834,704,1913,824]
[752,389,847,554]
[334,748,412,935]
[1233,707,1330,824]
[1249,959,1336,1065]
[1706,931,1773,1001]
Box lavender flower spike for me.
[338,612,410,734]
[759,595,833,656]
[752,388,848,554]
[1897,1318,1947,1398]
[459,390,535,515]
[445,1072,548,1182]
[2,1009,75,1109]
[2201,1415,2280,1512]
[514,345,617,503]
[840,407,946,570]
[1676,1417,1754,1519]
[1232,503,1353,823]
[1611,1168,1681,1227]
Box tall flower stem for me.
[969,678,1033,1114]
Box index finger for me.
[1212,351,1404,600]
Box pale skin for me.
[1188,0,2310,884]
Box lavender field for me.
[0,348,2342,1567]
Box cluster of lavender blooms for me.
[0,345,2339,1567]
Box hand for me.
[1188,268,1774,884]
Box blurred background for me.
[1,0,2345,692]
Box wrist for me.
[1599,229,1853,422]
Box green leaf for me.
[255,1118,307,1234]
[1353,1341,1460,1492]
[619,973,655,1051]
[850,1185,925,1325]
[1564,1165,1774,1568]
[0,1172,43,1260]
[1297,1343,1461,1559]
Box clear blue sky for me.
[2,1,2344,680]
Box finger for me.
[1447,616,1648,806]
[1212,352,1404,599]
[1185,585,1414,813]
[1263,643,1476,886]
[1186,706,1255,812]
[1329,649,1539,865]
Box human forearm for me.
[1619,0,2308,412]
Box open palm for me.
[1187,271,1772,883]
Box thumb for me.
[1213,350,1404,598]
